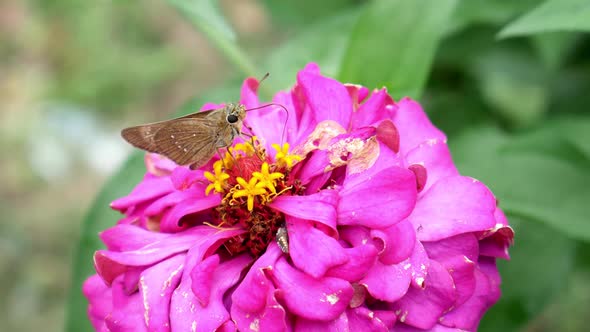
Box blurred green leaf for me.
[167,0,258,77]
[169,0,235,40]
[479,216,575,331]
[532,33,579,71]
[339,0,457,99]
[423,89,495,137]
[499,0,590,38]
[450,0,541,33]
[64,83,240,332]
[470,48,549,128]
[263,9,360,93]
[450,118,590,242]
[261,0,359,28]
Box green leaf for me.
[263,9,360,93]
[479,216,576,331]
[338,0,457,99]
[499,0,590,38]
[450,118,590,242]
[261,0,359,27]
[64,84,240,332]
[166,0,258,77]
[450,0,542,33]
[470,47,549,128]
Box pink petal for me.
[83,275,112,331]
[405,139,459,194]
[171,254,252,331]
[297,68,353,129]
[110,174,174,211]
[170,167,206,190]
[440,258,501,330]
[392,261,457,330]
[394,323,468,332]
[159,194,221,232]
[424,234,479,306]
[200,102,225,111]
[106,276,148,332]
[269,190,338,235]
[145,153,177,176]
[168,226,249,331]
[100,224,169,252]
[392,97,446,155]
[138,253,185,332]
[273,257,354,321]
[272,90,307,148]
[295,312,349,331]
[409,176,496,242]
[287,218,348,278]
[143,190,192,217]
[325,244,379,282]
[338,165,417,229]
[231,244,288,331]
[348,306,389,332]
[351,88,396,128]
[94,226,242,285]
[371,219,416,265]
[296,150,332,193]
[373,310,397,329]
[190,254,219,306]
[478,208,514,260]
[240,77,260,109]
[345,83,370,112]
[360,259,411,302]
[408,241,430,288]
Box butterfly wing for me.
[121,109,221,152]
[152,118,219,167]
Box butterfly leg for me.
[240,129,264,162]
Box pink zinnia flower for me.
[83,63,513,331]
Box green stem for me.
[167,0,259,79]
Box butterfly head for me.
[225,103,247,125]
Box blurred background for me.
[1,0,589,331]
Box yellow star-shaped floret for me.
[232,177,267,211]
[272,143,302,169]
[252,162,284,194]
[234,136,256,156]
[204,160,230,195]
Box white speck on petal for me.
[191,321,197,332]
[399,310,408,322]
[140,277,150,326]
[249,318,260,331]
[325,292,340,305]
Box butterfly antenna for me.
[244,103,289,146]
[259,72,270,85]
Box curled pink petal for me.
[298,68,353,129]
[273,257,354,321]
[351,88,396,128]
[393,97,446,155]
[269,190,338,233]
[392,261,457,330]
[338,166,416,229]
[139,253,185,331]
[287,218,348,278]
[371,219,416,265]
[410,176,496,242]
[405,139,459,193]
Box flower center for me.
[204,138,303,257]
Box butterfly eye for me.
[227,114,239,123]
